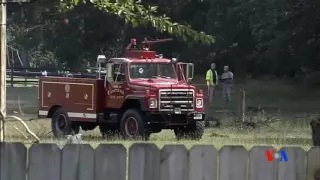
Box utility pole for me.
[0,0,6,142]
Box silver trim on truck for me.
[159,89,195,112]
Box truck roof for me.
[121,38,174,63]
[112,49,172,63]
[111,57,171,63]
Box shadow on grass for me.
[220,136,312,146]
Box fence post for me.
[10,63,13,87]
[0,0,7,142]
[241,88,246,123]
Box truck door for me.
[105,62,127,108]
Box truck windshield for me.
[129,63,177,79]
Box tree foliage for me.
[62,0,215,44]
[7,0,320,81]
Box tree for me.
[61,0,216,45]
[9,0,320,78]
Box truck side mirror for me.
[106,63,114,83]
[97,55,106,79]
[177,63,194,83]
[187,63,194,80]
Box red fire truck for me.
[38,38,205,140]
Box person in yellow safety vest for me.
[206,63,219,104]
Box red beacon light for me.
[131,38,137,49]
[63,18,69,24]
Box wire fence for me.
[5,68,103,87]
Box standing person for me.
[206,63,219,104]
[221,66,234,102]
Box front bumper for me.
[148,111,205,119]
[145,111,205,125]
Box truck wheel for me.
[120,109,149,140]
[174,121,205,140]
[51,108,77,138]
[99,124,120,140]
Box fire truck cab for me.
[38,38,205,140]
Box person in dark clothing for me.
[221,66,234,102]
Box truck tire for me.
[120,109,150,140]
[174,121,205,140]
[51,108,79,138]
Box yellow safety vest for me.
[206,69,218,86]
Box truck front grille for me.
[159,89,194,111]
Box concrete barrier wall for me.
[0,143,318,180]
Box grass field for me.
[4,78,320,150]
[3,118,313,150]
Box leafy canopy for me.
[61,0,216,44]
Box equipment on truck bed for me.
[38,37,205,140]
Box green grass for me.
[4,78,320,150]
[3,116,313,151]
[200,79,320,116]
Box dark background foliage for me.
[6,0,320,83]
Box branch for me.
[63,0,216,44]
[5,116,40,143]
[0,96,40,143]
[6,120,33,143]
[17,96,25,116]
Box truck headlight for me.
[196,98,203,108]
[149,98,157,108]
